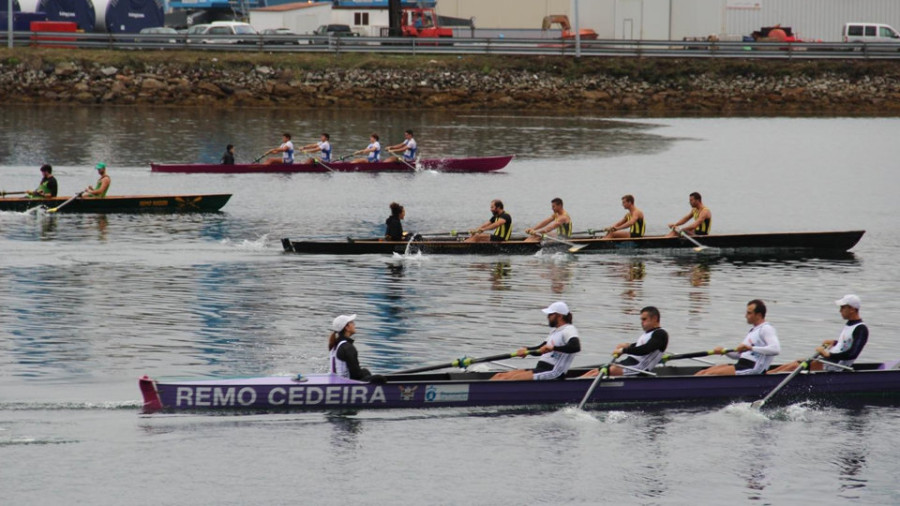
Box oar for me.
[387,149,418,171]
[672,226,707,252]
[815,359,854,372]
[418,230,462,238]
[751,353,820,409]
[0,190,28,197]
[534,232,588,253]
[47,191,84,214]
[396,157,418,171]
[661,349,735,363]
[311,155,336,172]
[395,350,541,374]
[251,152,269,164]
[571,228,607,237]
[577,355,620,410]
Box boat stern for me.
[139,375,164,413]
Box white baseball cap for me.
[331,314,357,332]
[835,295,861,310]
[541,301,570,315]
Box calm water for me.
[1,107,899,505]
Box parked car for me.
[203,21,258,44]
[138,26,179,44]
[261,27,299,45]
[842,22,900,44]
[308,24,359,44]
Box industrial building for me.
[437,0,900,42]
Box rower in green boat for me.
[83,163,110,198]
[524,197,572,243]
[26,164,58,198]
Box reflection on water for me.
[327,413,364,452]
[741,426,775,497]
[835,411,870,498]
[0,107,675,166]
[471,260,512,293]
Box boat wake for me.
[0,436,80,447]
[0,400,142,411]
[557,406,629,424]
[221,234,271,251]
[721,400,818,422]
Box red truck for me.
[400,7,452,38]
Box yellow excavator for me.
[541,15,598,40]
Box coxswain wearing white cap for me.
[327,314,385,383]
[491,301,581,381]
[769,295,868,374]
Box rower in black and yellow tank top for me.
[491,212,512,241]
[555,211,572,238]
[692,207,711,235]
[627,212,645,238]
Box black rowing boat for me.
[0,194,232,213]
[281,230,864,255]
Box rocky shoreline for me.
[2,49,900,114]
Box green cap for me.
[95,162,106,170]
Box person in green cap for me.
[26,164,58,198]
[83,163,110,198]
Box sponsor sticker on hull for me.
[424,384,469,403]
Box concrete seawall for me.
[2,50,900,114]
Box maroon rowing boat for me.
[150,155,514,174]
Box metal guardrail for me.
[5,31,900,59]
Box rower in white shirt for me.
[696,299,781,376]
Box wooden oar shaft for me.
[673,227,707,250]
[47,191,84,213]
[1,190,28,197]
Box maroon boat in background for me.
[150,155,514,174]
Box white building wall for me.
[577,0,616,39]
[249,3,331,34]
[436,0,900,41]
[331,8,387,36]
[723,0,900,41]
[670,0,727,40]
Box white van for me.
[842,23,900,43]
